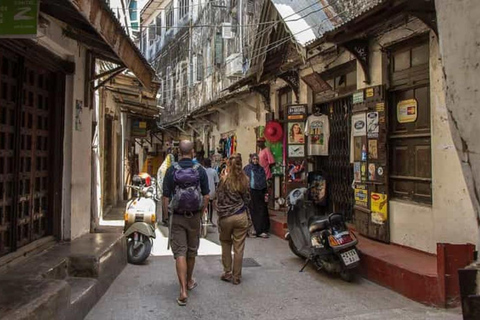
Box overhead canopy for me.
[271,0,385,46]
[40,0,159,94]
[106,74,159,118]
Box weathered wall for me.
[298,19,479,253]
[38,16,92,240]
[435,0,480,247]
[374,29,478,253]
[209,94,265,160]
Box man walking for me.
[162,140,210,306]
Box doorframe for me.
[0,40,68,250]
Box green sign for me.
[131,120,147,137]
[0,0,39,38]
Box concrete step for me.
[0,233,126,320]
[66,277,100,320]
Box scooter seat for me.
[308,216,329,233]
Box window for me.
[388,38,431,204]
[141,32,148,56]
[278,88,293,120]
[179,0,189,19]
[196,54,204,81]
[166,4,174,31]
[148,22,156,44]
[155,14,162,37]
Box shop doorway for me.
[313,96,354,220]
[0,46,64,257]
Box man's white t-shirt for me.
[304,114,330,156]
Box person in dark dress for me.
[244,153,270,238]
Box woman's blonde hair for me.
[222,153,248,193]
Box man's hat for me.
[264,121,283,143]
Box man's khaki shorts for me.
[170,212,201,259]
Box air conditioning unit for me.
[222,22,233,39]
[225,53,243,78]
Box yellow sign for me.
[371,192,388,224]
[397,99,418,123]
[139,121,147,128]
[355,187,368,207]
[366,88,374,98]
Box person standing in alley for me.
[244,153,270,238]
[203,158,219,226]
[162,140,210,306]
[215,153,251,285]
[257,138,275,181]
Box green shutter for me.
[215,33,223,65]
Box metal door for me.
[314,96,354,221]
[0,49,54,256]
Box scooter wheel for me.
[127,236,152,264]
[340,268,356,282]
[288,237,304,259]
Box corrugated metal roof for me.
[271,0,385,46]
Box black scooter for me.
[285,188,360,282]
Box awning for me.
[40,0,158,94]
[106,74,159,118]
[271,0,385,47]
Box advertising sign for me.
[354,185,368,208]
[371,193,388,225]
[397,99,418,123]
[352,113,366,136]
[131,120,147,137]
[0,0,39,38]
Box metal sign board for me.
[287,104,307,120]
[131,120,147,137]
[0,0,39,38]
[397,99,418,123]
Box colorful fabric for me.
[157,154,175,196]
[259,147,275,180]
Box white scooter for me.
[124,173,157,264]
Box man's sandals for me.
[177,280,198,306]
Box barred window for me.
[179,0,189,19]
[166,4,174,31]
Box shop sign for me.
[366,112,379,138]
[371,193,388,225]
[353,91,364,104]
[352,113,366,136]
[354,185,368,208]
[132,120,147,137]
[287,104,307,120]
[397,99,418,123]
[0,0,39,38]
[366,88,374,98]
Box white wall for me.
[37,16,93,240]
[435,0,480,250]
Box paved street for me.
[86,226,461,320]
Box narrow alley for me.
[86,225,460,320]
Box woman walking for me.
[215,154,250,285]
[244,154,270,238]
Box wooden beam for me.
[187,123,201,134]
[212,107,229,116]
[175,125,188,134]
